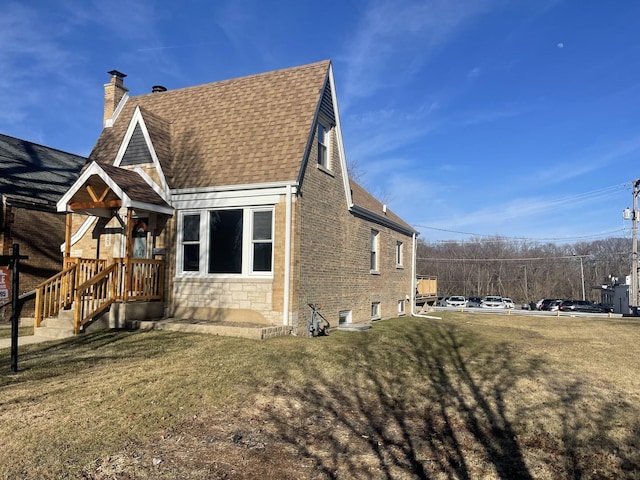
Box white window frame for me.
[398,299,405,316]
[396,240,404,268]
[177,207,274,277]
[179,213,203,273]
[317,122,330,170]
[249,208,274,275]
[370,229,379,273]
[371,302,381,320]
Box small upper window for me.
[396,241,403,267]
[317,123,329,169]
[370,230,379,272]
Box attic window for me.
[317,123,329,169]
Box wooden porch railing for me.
[73,263,118,334]
[35,257,164,333]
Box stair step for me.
[34,326,75,339]
[43,316,74,329]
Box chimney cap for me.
[108,70,127,79]
[151,85,167,93]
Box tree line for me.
[416,237,631,305]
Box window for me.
[398,300,405,315]
[182,214,201,272]
[317,123,329,169]
[339,310,352,325]
[371,302,381,320]
[251,210,273,272]
[179,208,274,275]
[370,230,379,272]
[396,241,403,267]
[208,210,243,274]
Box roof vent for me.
[151,85,167,93]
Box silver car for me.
[480,295,506,309]
[502,297,515,309]
[445,296,467,308]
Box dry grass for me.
[1,312,639,479]
[0,325,33,338]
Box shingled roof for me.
[0,133,87,208]
[90,60,331,190]
[349,180,417,235]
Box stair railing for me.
[73,263,118,334]
[34,263,77,328]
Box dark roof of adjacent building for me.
[0,133,88,207]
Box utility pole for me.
[632,180,640,313]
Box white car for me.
[480,296,506,309]
[502,297,515,309]
[445,296,467,307]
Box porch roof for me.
[57,161,173,216]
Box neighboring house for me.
[0,134,87,319]
[54,60,417,335]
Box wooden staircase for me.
[34,257,164,335]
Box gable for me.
[318,80,335,126]
[120,124,153,166]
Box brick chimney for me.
[103,70,128,127]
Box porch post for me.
[64,213,72,263]
[124,209,134,301]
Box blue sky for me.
[2,0,639,243]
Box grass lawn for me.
[1,312,639,479]
[0,325,33,338]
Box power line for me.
[413,226,628,243]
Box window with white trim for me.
[371,302,381,320]
[179,207,274,275]
[251,210,273,272]
[370,229,379,272]
[396,240,404,267]
[398,299,405,315]
[317,123,329,169]
[181,213,201,272]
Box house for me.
[0,134,88,320]
[47,60,417,336]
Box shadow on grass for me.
[263,320,640,479]
[0,329,196,387]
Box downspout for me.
[411,232,441,320]
[282,184,293,326]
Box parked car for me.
[480,296,505,308]
[467,296,482,308]
[437,296,449,306]
[446,296,467,307]
[548,299,564,311]
[597,303,614,313]
[558,300,603,313]
[540,298,562,311]
[502,297,515,309]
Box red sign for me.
[0,266,9,302]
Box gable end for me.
[120,124,153,166]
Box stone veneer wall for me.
[171,277,278,324]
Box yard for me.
[1,312,639,479]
